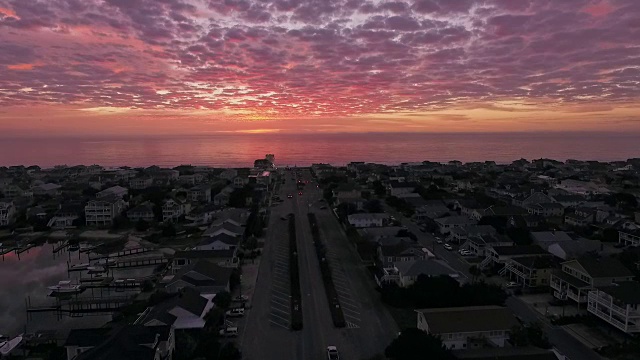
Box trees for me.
[162,222,176,237]
[385,328,454,360]
[135,219,150,232]
[372,180,386,196]
[507,227,532,245]
[212,291,232,309]
[509,322,551,348]
[364,199,383,213]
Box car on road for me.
[287,194,293,198]
[232,295,249,302]
[459,250,473,256]
[226,308,245,317]
[219,327,239,337]
[505,281,519,288]
[298,192,303,195]
[326,346,339,360]
[435,237,443,244]
[443,244,453,251]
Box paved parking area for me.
[325,248,361,329]
[269,232,292,329]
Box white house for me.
[189,185,211,203]
[347,213,389,228]
[588,281,640,334]
[85,197,127,226]
[129,177,154,190]
[416,306,519,350]
[163,199,190,223]
[194,233,240,251]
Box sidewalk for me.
[239,259,261,300]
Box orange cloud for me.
[7,63,36,70]
[0,7,19,19]
[583,1,615,17]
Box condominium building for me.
[85,197,127,226]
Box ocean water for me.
[0,132,639,167]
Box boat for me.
[94,258,116,266]
[47,280,83,294]
[70,263,90,271]
[0,334,23,356]
[68,244,80,251]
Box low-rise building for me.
[377,237,429,267]
[376,259,458,287]
[387,181,418,197]
[0,199,16,226]
[501,255,557,288]
[189,185,211,203]
[96,185,128,199]
[619,228,640,247]
[434,216,477,235]
[550,256,634,306]
[162,199,190,223]
[162,260,233,295]
[32,183,62,196]
[194,233,240,251]
[127,202,155,223]
[47,203,83,229]
[85,197,127,226]
[129,177,154,190]
[526,203,564,217]
[416,306,519,350]
[588,281,640,334]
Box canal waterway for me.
[0,242,154,336]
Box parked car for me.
[226,308,245,317]
[298,192,303,195]
[326,346,339,360]
[505,281,519,288]
[287,194,293,198]
[219,327,239,337]
[443,244,453,251]
[232,295,249,302]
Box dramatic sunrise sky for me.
[1,0,639,136]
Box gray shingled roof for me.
[417,306,519,334]
[596,282,640,305]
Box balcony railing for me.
[554,291,567,300]
[589,293,638,317]
[567,291,587,303]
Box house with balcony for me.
[194,233,240,251]
[565,207,595,227]
[526,202,564,217]
[619,228,640,247]
[96,185,128,199]
[588,281,640,334]
[129,177,154,190]
[501,255,557,288]
[85,197,127,226]
[189,185,211,204]
[162,199,190,223]
[387,181,418,197]
[162,260,233,295]
[416,306,519,350]
[127,202,155,223]
[172,249,238,273]
[213,186,234,206]
[434,215,477,235]
[550,256,634,307]
[32,183,62,197]
[348,213,389,228]
[0,199,16,227]
[465,234,513,258]
[48,203,83,229]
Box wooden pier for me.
[89,247,150,261]
[26,295,135,315]
[112,255,169,269]
[1,247,18,256]
[52,241,69,254]
[16,243,36,255]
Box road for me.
[242,170,398,360]
[506,297,603,360]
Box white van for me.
[219,327,238,337]
[226,308,245,317]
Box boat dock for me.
[111,255,169,269]
[26,295,135,316]
[52,241,69,254]
[16,243,36,255]
[88,247,150,261]
[1,247,18,257]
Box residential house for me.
[387,181,418,197]
[232,176,249,188]
[0,199,16,226]
[376,259,458,287]
[194,233,240,251]
[550,256,634,306]
[162,198,190,223]
[530,231,573,248]
[189,185,211,203]
[202,222,243,238]
[219,169,238,181]
[129,177,154,190]
[348,213,389,228]
[139,288,214,330]
[480,245,550,270]
[213,186,234,206]
[588,281,640,334]
[416,306,520,350]
[335,194,365,211]
[172,249,238,272]
[465,234,512,258]
[415,203,450,222]
[565,207,595,227]
[509,214,544,229]
[551,194,587,208]
[526,203,564,217]
[96,185,128,199]
[127,202,155,223]
[377,237,429,267]
[332,183,361,199]
[85,197,127,226]
[434,216,477,235]
[547,239,601,260]
[502,255,557,288]
[3,184,28,198]
[48,203,83,229]
[185,203,223,225]
[555,179,610,195]
[521,192,556,207]
[619,228,640,247]
[32,183,62,196]
[64,325,174,360]
[449,225,497,244]
[162,260,233,295]
[475,205,529,221]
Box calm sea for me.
[0,132,639,167]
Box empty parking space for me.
[326,249,361,329]
[269,233,292,330]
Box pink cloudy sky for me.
[1,0,639,136]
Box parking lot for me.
[269,232,292,329]
[325,248,361,329]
